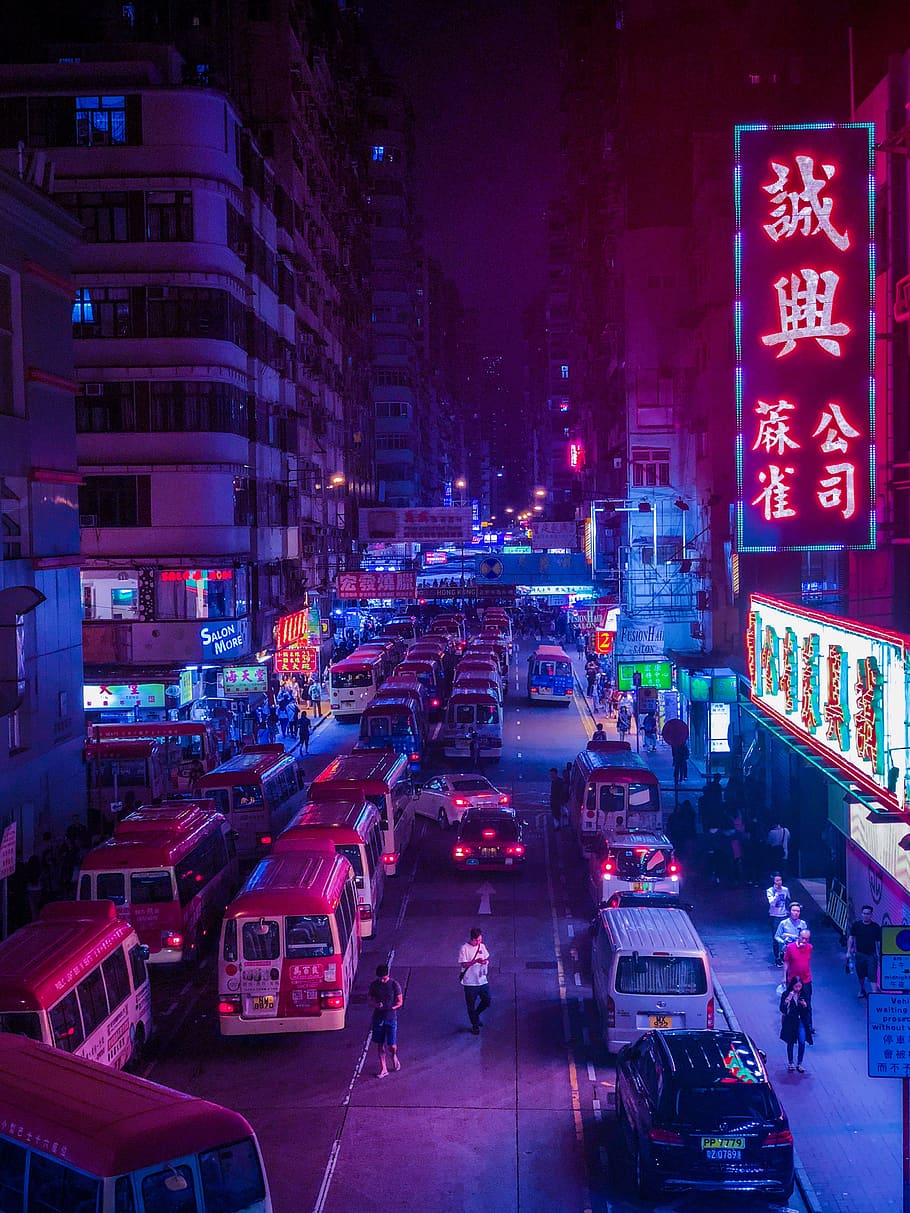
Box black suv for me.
[452,809,525,871]
[615,1030,794,1200]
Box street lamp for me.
[534,488,547,499]
[454,478,468,605]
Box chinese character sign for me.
[747,594,910,810]
[735,124,875,551]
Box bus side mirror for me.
[227,829,240,841]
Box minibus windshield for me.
[333,671,373,688]
[0,1012,42,1040]
[336,844,364,885]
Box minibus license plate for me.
[466,857,479,866]
[649,1014,673,1029]
[252,996,274,1011]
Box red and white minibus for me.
[309,749,416,877]
[355,694,427,770]
[195,746,305,859]
[328,649,387,719]
[218,848,360,1034]
[274,799,385,937]
[395,657,445,715]
[440,688,503,761]
[85,739,167,823]
[86,720,220,779]
[0,902,152,1069]
[568,747,662,854]
[77,800,240,965]
[0,1034,272,1210]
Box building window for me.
[375,434,410,449]
[156,568,243,620]
[1,478,25,560]
[79,476,151,528]
[81,570,140,620]
[75,95,127,146]
[145,191,193,241]
[631,447,671,488]
[7,708,26,755]
[57,192,129,242]
[0,272,15,416]
[371,145,385,162]
[560,364,569,379]
[375,401,410,419]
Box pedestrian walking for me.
[848,904,882,997]
[266,704,279,743]
[592,722,607,742]
[617,702,631,742]
[308,678,324,717]
[783,928,814,1028]
[671,742,689,785]
[368,963,403,1077]
[766,873,791,963]
[642,710,658,753]
[549,767,567,829]
[458,927,491,1035]
[576,633,586,657]
[766,819,791,867]
[585,659,598,697]
[779,976,813,1073]
[468,728,481,771]
[774,902,807,966]
[296,712,311,754]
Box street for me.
[141,661,807,1213]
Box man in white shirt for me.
[458,927,491,1035]
[766,873,791,963]
[774,902,807,965]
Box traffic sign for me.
[662,719,690,748]
[881,927,910,991]
[868,992,910,1077]
[479,557,503,580]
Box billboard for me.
[337,571,417,600]
[747,594,910,810]
[532,521,578,551]
[734,122,875,551]
[359,507,473,543]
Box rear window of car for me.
[675,1085,777,1123]
[615,956,707,995]
[459,817,517,842]
[452,779,493,793]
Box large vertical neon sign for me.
[734,123,875,551]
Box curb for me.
[712,974,822,1213]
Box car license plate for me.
[632,881,653,892]
[649,1014,673,1029]
[466,858,479,866]
[705,1148,742,1160]
[505,857,513,866]
[252,996,274,1011]
[702,1136,745,1151]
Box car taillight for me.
[668,861,679,876]
[453,797,470,807]
[602,860,615,875]
[649,1128,684,1146]
[410,752,420,762]
[707,997,715,1028]
[606,995,615,1028]
[359,905,373,919]
[506,844,524,857]
[259,834,272,847]
[382,852,398,866]
[453,845,472,859]
[320,990,345,1010]
[218,998,240,1015]
[164,931,183,950]
[762,1129,793,1147]
[566,687,573,694]
[498,793,510,805]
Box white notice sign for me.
[867,992,910,1078]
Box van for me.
[274,799,385,937]
[77,800,240,964]
[0,901,152,1068]
[355,695,426,768]
[396,658,446,715]
[440,688,503,761]
[591,906,714,1052]
[568,747,661,853]
[308,749,416,876]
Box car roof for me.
[652,1031,768,1086]
[598,906,706,952]
[460,808,516,823]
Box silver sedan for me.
[412,773,511,827]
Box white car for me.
[413,773,511,827]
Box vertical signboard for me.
[735,122,875,551]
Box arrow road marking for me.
[477,881,496,915]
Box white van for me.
[591,906,714,1052]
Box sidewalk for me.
[573,660,901,1212]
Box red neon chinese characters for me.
[854,657,881,772]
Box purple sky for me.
[361,0,561,386]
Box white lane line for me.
[587,1061,597,1082]
[574,972,582,987]
[567,923,575,938]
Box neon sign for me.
[747,594,910,810]
[734,123,875,551]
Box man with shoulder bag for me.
[458,927,491,1035]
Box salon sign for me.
[747,593,910,810]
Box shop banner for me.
[274,643,319,674]
[83,683,165,710]
[532,521,578,551]
[359,507,473,543]
[337,571,417,600]
[199,619,250,661]
[223,666,268,695]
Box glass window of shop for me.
[156,567,248,620]
[81,570,140,620]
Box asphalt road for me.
[143,657,807,1213]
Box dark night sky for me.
[361,0,561,390]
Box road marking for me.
[543,827,595,1213]
[476,881,496,915]
[587,1061,597,1082]
[567,923,575,938]
[574,972,582,987]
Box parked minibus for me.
[357,638,406,678]
[427,616,466,650]
[588,830,680,907]
[328,649,387,719]
[85,740,167,824]
[379,616,419,643]
[526,644,574,704]
[274,798,384,937]
[480,613,513,651]
[77,801,240,964]
[591,906,714,1051]
[86,720,219,786]
[453,672,502,704]
[356,695,426,768]
[409,636,457,679]
[0,1034,272,1209]
[456,657,503,695]
[440,688,503,761]
[379,674,431,719]
[218,847,359,1035]
[395,657,445,715]
[466,636,508,673]
[195,746,304,859]
[0,902,152,1068]
[568,747,662,853]
[309,749,416,876]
